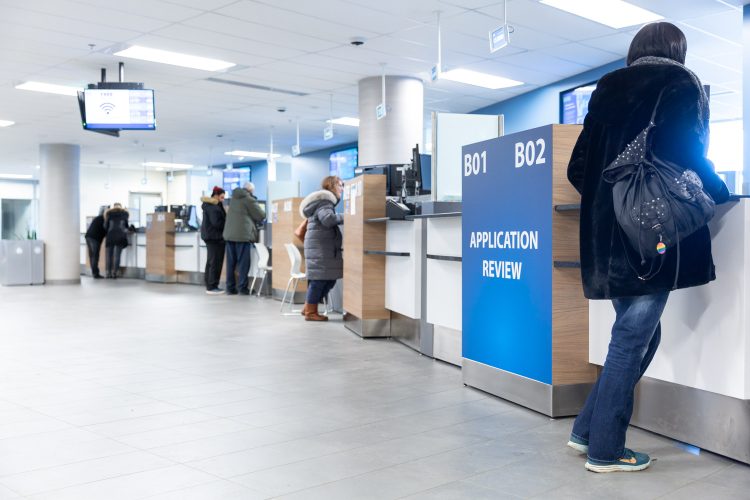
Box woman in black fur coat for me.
[566,22,729,473]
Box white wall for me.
[0,181,35,199]
[80,167,167,231]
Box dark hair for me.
[211,186,225,197]
[626,22,687,66]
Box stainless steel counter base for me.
[343,313,390,338]
[145,273,177,283]
[632,376,750,464]
[463,359,592,417]
[391,311,420,351]
[271,288,306,304]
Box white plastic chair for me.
[280,243,306,314]
[250,244,272,297]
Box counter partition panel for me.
[271,197,306,301]
[461,124,596,417]
[145,212,176,283]
[343,174,389,337]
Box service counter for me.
[421,211,463,366]
[81,212,262,286]
[590,198,750,464]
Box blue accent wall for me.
[473,60,625,135]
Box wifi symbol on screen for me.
[100,102,115,114]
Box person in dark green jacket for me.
[222,182,265,295]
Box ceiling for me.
[0,0,743,175]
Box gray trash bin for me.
[0,240,44,286]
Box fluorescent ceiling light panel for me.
[15,81,81,96]
[0,174,33,179]
[539,0,662,29]
[0,120,14,127]
[115,45,236,71]
[224,151,281,159]
[440,69,523,90]
[143,162,193,170]
[327,117,360,127]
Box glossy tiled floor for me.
[0,279,747,499]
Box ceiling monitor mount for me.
[78,63,156,137]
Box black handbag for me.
[602,88,716,283]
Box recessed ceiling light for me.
[327,117,360,127]
[0,174,33,180]
[539,0,662,29]
[115,45,236,72]
[224,151,281,159]
[142,162,194,170]
[0,120,15,127]
[440,69,523,90]
[15,81,81,96]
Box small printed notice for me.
[283,201,292,212]
[157,214,165,222]
[350,193,356,215]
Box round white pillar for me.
[358,76,424,167]
[39,143,81,284]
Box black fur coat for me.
[567,63,729,299]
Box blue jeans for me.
[225,241,252,293]
[572,291,669,462]
[306,279,336,305]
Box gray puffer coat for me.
[300,189,343,281]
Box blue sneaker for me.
[567,434,589,454]
[585,448,652,473]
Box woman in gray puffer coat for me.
[299,175,344,321]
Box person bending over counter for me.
[85,206,107,279]
[299,175,344,322]
[566,22,729,473]
[104,203,130,279]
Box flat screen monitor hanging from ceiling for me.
[78,63,156,137]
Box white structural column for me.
[39,143,81,284]
[358,76,423,167]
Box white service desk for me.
[80,232,262,285]
[385,219,422,319]
[589,199,750,464]
[424,214,462,366]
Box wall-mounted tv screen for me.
[560,82,597,125]
[222,168,251,196]
[329,148,358,180]
[83,89,155,130]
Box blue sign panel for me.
[462,125,554,384]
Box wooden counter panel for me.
[552,267,596,385]
[146,213,176,276]
[550,126,595,386]
[343,175,388,319]
[272,198,307,292]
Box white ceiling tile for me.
[118,34,276,68]
[73,0,204,22]
[0,0,170,33]
[253,0,421,35]
[217,1,378,43]
[540,43,622,68]
[151,24,306,60]
[181,13,340,52]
